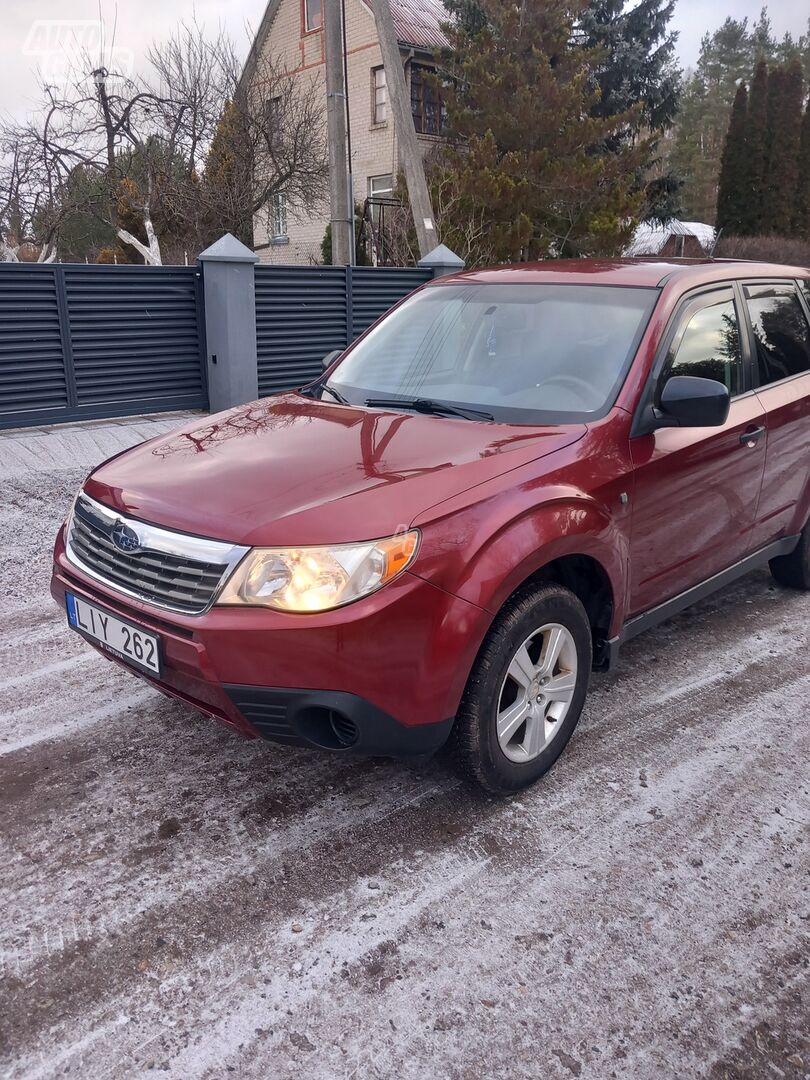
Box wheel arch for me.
[458,495,627,656]
[414,492,628,704]
[496,552,617,671]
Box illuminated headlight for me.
[216,531,420,612]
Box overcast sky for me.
[0,0,806,122]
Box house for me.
[243,0,449,264]
[624,219,717,259]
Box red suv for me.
[51,259,810,794]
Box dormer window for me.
[410,64,445,136]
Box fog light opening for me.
[329,710,359,748]
[296,706,359,750]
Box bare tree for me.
[186,36,329,252]
[0,20,328,264]
[0,138,31,261]
[0,123,75,263]
[371,151,495,267]
[0,58,178,264]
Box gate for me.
[0,263,207,430]
[0,256,437,430]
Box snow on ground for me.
[0,416,808,1080]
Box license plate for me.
[66,593,161,675]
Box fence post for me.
[417,244,465,279]
[198,234,259,413]
[345,264,354,346]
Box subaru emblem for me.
[111,521,141,554]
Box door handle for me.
[739,426,765,448]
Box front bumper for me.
[51,526,490,756]
[221,685,454,755]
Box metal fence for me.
[0,259,432,430]
[254,265,431,397]
[0,264,206,430]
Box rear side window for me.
[660,292,743,397]
[744,284,810,387]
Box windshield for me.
[322,282,657,423]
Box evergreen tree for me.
[447,0,683,136]
[763,63,785,190]
[763,60,804,234]
[716,82,749,234]
[775,28,810,73]
[441,0,489,36]
[800,18,810,83]
[203,100,252,246]
[750,8,776,61]
[669,18,752,222]
[435,0,647,262]
[699,18,752,99]
[744,60,769,233]
[668,74,715,220]
[578,0,680,133]
[577,0,682,221]
[795,98,810,237]
[643,171,685,224]
[56,166,117,261]
[671,11,810,228]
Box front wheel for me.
[449,583,591,795]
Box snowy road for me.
[1,416,808,1080]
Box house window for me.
[372,67,387,124]
[272,192,288,239]
[410,64,444,136]
[368,174,393,199]
[304,0,322,32]
[368,175,393,230]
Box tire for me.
[769,521,810,590]
[449,583,591,796]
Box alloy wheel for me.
[496,623,578,763]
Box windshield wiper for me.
[321,383,350,405]
[364,397,494,422]
[299,382,350,405]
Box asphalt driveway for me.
[1,415,808,1080]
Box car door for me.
[740,279,810,550]
[627,285,767,617]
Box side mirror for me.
[322,349,342,371]
[657,375,731,429]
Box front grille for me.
[67,493,248,615]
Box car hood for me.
[84,395,586,547]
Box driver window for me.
[661,294,743,398]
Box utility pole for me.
[369,0,437,259]
[324,0,352,265]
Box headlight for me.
[216,531,420,612]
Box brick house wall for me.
[249,0,444,265]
